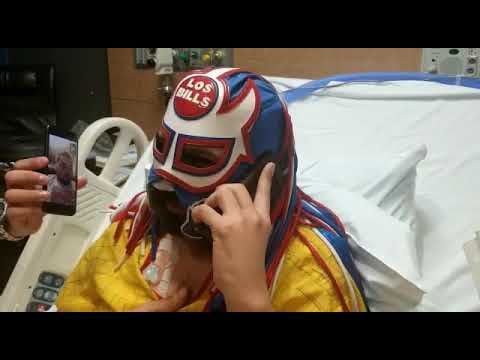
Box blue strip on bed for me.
[282,72,480,103]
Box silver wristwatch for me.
[0,161,16,176]
[0,198,23,241]
[1,160,24,241]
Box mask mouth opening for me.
[165,197,186,217]
[146,183,214,252]
[146,183,187,238]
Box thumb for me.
[131,288,189,312]
[77,176,88,189]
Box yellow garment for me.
[56,221,366,312]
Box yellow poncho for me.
[56,221,366,312]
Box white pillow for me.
[302,183,425,311]
[297,145,427,232]
[298,145,428,311]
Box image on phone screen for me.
[46,134,77,209]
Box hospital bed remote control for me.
[26,271,65,312]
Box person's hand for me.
[4,156,87,238]
[191,163,275,312]
[131,288,189,312]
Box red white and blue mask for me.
[148,67,294,214]
[113,67,367,311]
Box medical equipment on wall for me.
[422,48,479,77]
[134,48,234,104]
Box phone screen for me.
[44,133,77,214]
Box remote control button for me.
[40,273,54,286]
[53,276,64,288]
[36,303,50,312]
[26,302,38,312]
[26,302,51,312]
[33,287,45,300]
[43,290,58,302]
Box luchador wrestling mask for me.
[147,67,295,242]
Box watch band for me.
[0,162,24,241]
[0,198,23,242]
[0,161,16,176]
[0,223,24,241]
[0,161,16,197]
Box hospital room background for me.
[1,48,479,312]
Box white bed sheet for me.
[105,76,480,311]
[269,76,480,311]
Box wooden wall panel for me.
[108,48,164,139]
[234,48,422,78]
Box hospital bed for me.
[1,72,480,312]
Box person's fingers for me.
[77,176,87,189]
[4,170,49,189]
[10,202,44,208]
[191,204,223,228]
[253,163,275,215]
[228,184,254,209]
[7,206,44,219]
[14,157,48,171]
[132,288,188,312]
[4,189,49,205]
[204,186,240,214]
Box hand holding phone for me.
[42,127,78,216]
[190,162,277,311]
[181,152,285,241]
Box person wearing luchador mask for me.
[56,68,368,312]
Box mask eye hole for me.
[181,145,223,169]
[153,124,175,164]
[172,136,235,177]
[155,133,165,153]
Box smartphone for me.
[42,126,78,216]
